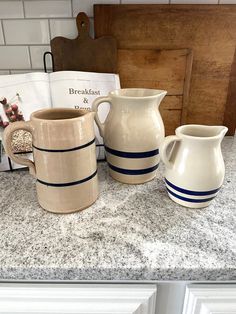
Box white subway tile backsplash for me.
[0,1,24,19]
[72,0,120,18]
[170,0,217,3]
[50,18,94,39]
[0,46,31,69]
[122,0,169,3]
[219,0,236,3]
[3,20,50,44]
[30,45,51,69]
[24,0,72,18]
[50,19,77,39]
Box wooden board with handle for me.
[51,12,117,73]
[94,4,236,135]
[117,48,193,135]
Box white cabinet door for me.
[182,284,236,314]
[0,283,156,314]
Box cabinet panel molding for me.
[182,284,236,314]
[0,283,156,314]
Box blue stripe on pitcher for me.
[108,162,159,175]
[105,146,159,158]
[33,138,95,153]
[166,188,216,203]
[165,178,221,196]
[37,169,97,187]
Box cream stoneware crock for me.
[160,124,228,209]
[4,108,98,214]
[92,88,167,184]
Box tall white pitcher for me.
[160,124,228,208]
[92,88,167,184]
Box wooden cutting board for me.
[94,4,236,135]
[51,12,117,73]
[117,48,193,135]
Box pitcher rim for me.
[109,88,167,100]
[31,108,93,122]
[176,124,228,140]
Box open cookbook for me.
[0,71,120,171]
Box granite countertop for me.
[0,137,235,281]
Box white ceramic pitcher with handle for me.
[160,124,228,208]
[92,88,167,184]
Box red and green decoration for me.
[0,94,24,129]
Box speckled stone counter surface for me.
[0,137,235,281]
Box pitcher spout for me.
[156,90,167,107]
[216,126,228,139]
[207,125,228,141]
[176,124,228,141]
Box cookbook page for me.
[0,72,51,171]
[49,71,120,160]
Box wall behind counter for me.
[0,0,234,74]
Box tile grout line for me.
[22,0,26,18]
[90,17,94,38]
[0,44,50,47]
[1,20,6,45]
[48,18,52,41]
[1,18,74,21]
[10,69,45,74]
[71,0,73,17]
[0,45,50,48]
[28,45,33,70]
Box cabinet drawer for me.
[0,283,156,314]
[183,284,236,314]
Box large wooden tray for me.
[94,4,236,135]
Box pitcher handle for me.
[92,96,112,138]
[160,135,181,169]
[3,121,36,177]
